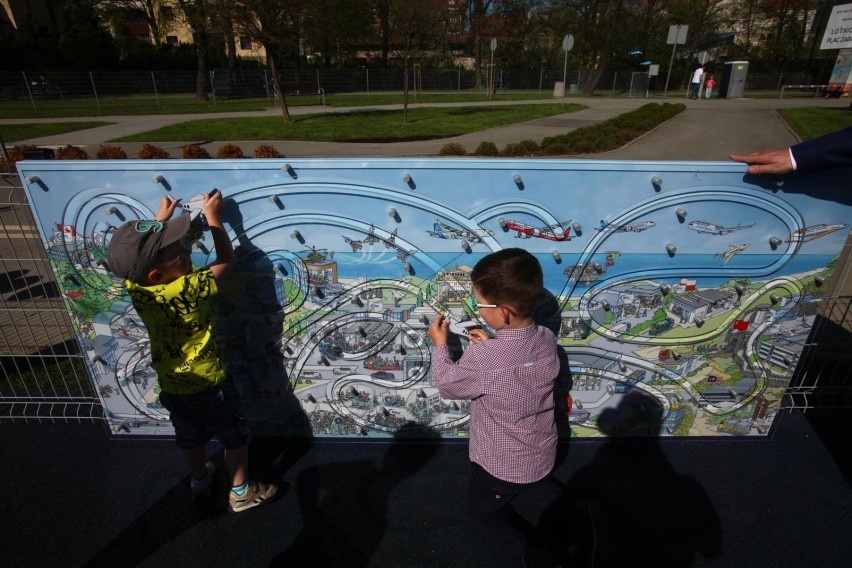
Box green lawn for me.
[0,91,557,120]
[1,121,113,143]
[0,97,272,119]
[111,104,585,143]
[778,107,852,140]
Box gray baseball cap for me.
[107,214,190,282]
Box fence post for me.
[366,68,370,95]
[612,71,617,95]
[539,69,543,92]
[210,71,217,105]
[151,71,160,108]
[89,72,101,111]
[458,67,461,92]
[22,72,36,111]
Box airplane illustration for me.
[596,219,656,233]
[364,225,381,245]
[688,220,755,235]
[786,223,848,243]
[342,236,363,252]
[178,188,220,229]
[427,220,494,243]
[503,220,573,241]
[384,228,398,249]
[714,243,750,265]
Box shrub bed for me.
[138,144,169,159]
[96,145,127,159]
[439,142,467,156]
[254,144,285,158]
[216,144,244,159]
[182,144,210,159]
[56,145,89,160]
[473,141,499,156]
[541,103,685,155]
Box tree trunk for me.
[581,2,621,97]
[473,3,483,89]
[224,16,237,70]
[268,48,292,123]
[195,28,209,102]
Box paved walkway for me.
[4,95,849,160]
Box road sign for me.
[697,50,709,64]
[821,3,852,50]
[563,34,574,52]
[667,24,688,45]
[491,37,497,51]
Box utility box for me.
[719,61,749,98]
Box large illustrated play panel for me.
[19,158,850,438]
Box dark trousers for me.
[689,81,700,98]
[467,462,564,568]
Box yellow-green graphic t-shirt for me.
[126,268,226,395]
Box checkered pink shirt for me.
[432,324,560,483]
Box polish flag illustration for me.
[680,278,696,291]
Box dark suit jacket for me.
[792,126,852,174]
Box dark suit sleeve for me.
[791,127,852,174]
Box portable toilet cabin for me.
[719,61,749,98]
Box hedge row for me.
[1,143,286,173]
[438,102,686,157]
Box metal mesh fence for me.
[0,69,826,113]
[0,173,102,422]
[784,234,852,412]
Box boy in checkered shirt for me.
[429,248,563,567]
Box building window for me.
[240,36,252,50]
[165,35,178,45]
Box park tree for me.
[94,0,177,46]
[176,0,214,101]
[464,0,495,89]
[229,0,306,123]
[750,0,825,72]
[208,0,238,70]
[545,0,627,96]
[301,0,371,67]
[386,0,444,121]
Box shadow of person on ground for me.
[269,422,441,567]
[543,390,723,567]
[80,463,226,568]
[799,316,852,486]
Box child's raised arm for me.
[154,194,180,222]
[202,190,235,280]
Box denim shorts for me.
[158,378,249,450]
